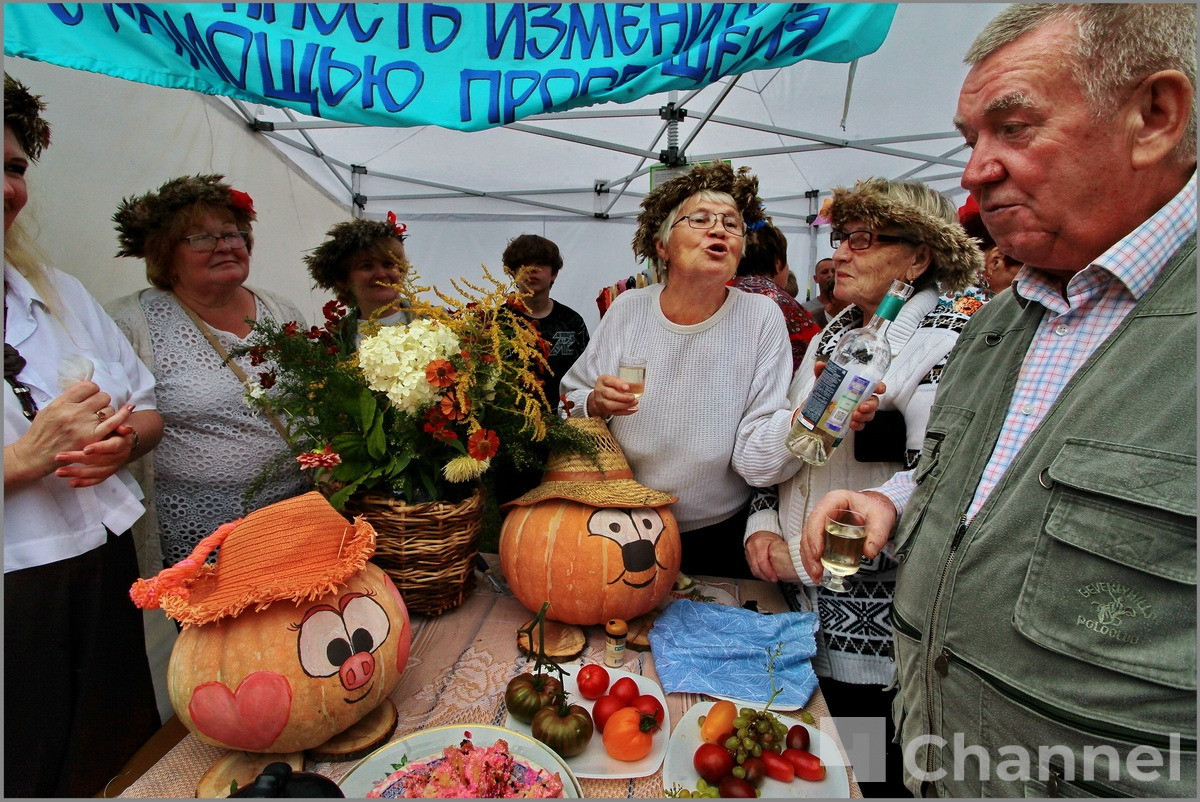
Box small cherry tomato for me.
[591,693,626,733]
[740,755,766,786]
[760,749,795,783]
[782,747,827,781]
[601,707,658,761]
[610,676,639,705]
[692,742,735,783]
[576,664,610,700]
[631,693,665,726]
[786,723,811,751]
[718,776,757,798]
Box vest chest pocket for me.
[1014,440,1197,691]
[894,404,975,561]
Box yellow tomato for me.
[699,699,738,745]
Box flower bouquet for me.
[234,266,593,509]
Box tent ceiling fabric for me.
[219,3,1007,223]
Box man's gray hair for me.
[966,3,1196,164]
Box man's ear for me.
[1127,69,1193,170]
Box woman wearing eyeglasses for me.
[560,161,835,579]
[106,174,308,570]
[740,177,983,797]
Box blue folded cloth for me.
[650,599,819,708]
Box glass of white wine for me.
[821,509,867,593]
[617,357,646,402]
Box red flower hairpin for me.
[229,189,256,216]
[387,210,408,238]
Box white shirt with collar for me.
[4,262,157,572]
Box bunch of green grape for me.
[664,779,723,798]
[723,707,788,764]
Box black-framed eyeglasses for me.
[671,210,746,236]
[830,229,918,251]
[181,231,249,252]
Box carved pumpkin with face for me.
[132,492,411,754]
[168,563,411,753]
[500,500,681,625]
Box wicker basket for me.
[343,489,484,616]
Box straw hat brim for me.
[504,477,677,509]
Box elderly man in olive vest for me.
[798,4,1196,797]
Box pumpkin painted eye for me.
[630,508,665,543]
[297,608,351,677]
[342,595,391,657]
[587,509,639,545]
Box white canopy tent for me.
[4,3,1006,333]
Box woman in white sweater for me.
[740,177,984,797]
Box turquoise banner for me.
[4,3,896,131]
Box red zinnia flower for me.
[296,447,341,469]
[426,359,456,388]
[440,392,469,421]
[282,321,300,337]
[468,429,500,460]
[322,299,348,324]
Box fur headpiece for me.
[829,178,983,294]
[632,161,767,264]
[4,73,52,161]
[113,174,256,258]
[305,216,409,292]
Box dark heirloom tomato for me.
[740,755,766,786]
[531,698,594,758]
[718,776,757,797]
[786,723,811,751]
[504,672,564,724]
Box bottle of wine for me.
[786,280,914,466]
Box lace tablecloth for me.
[120,564,860,798]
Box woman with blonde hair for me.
[4,72,162,798]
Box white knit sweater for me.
[560,284,797,531]
[740,287,981,685]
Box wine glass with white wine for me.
[618,356,646,403]
[821,509,867,593]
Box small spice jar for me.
[604,618,628,667]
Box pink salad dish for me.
[366,738,564,798]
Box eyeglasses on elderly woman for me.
[671,210,746,236]
[180,231,249,252]
[830,229,918,251]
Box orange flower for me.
[468,429,500,460]
[440,391,469,421]
[426,359,456,388]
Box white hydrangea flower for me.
[358,319,460,415]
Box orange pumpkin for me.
[167,562,412,753]
[500,500,681,625]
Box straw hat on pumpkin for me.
[503,418,676,509]
[130,492,376,628]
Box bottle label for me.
[801,362,875,436]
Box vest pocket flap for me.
[1047,440,1197,518]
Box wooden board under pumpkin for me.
[306,698,398,762]
[196,751,303,798]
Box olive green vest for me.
[891,236,1196,797]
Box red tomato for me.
[718,776,757,798]
[692,742,735,783]
[591,694,626,733]
[760,749,795,783]
[576,664,610,700]
[782,748,827,781]
[786,723,811,751]
[631,693,665,725]
[610,676,639,705]
[740,756,766,786]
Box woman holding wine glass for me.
[740,177,983,797]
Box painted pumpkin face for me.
[500,500,681,625]
[168,563,411,753]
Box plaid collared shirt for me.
[877,173,1197,521]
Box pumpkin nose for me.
[622,539,656,573]
[339,652,376,691]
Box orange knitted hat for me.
[130,492,376,627]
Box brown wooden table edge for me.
[98,715,189,798]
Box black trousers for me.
[678,501,753,580]
[5,529,161,797]
[818,676,912,798]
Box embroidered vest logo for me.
[1075,582,1156,644]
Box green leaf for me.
[366,415,386,459]
[359,389,377,430]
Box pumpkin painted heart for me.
[188,671,292,751]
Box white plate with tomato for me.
[503,665,670,779]
[662,701,851,798]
